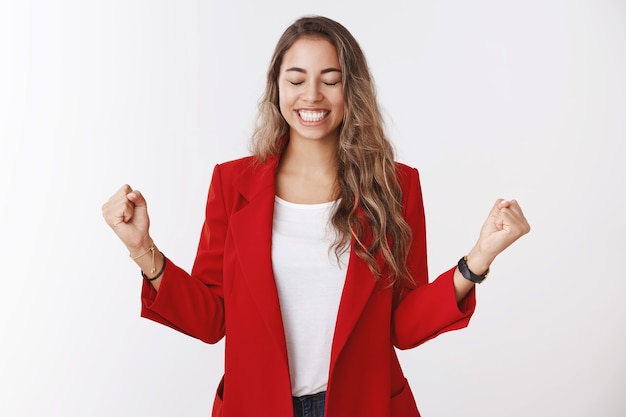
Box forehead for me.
[280,36,340,70]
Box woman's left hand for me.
[469,199,531,270]
[453,199,530,301]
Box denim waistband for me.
[292,391,326,417]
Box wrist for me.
[129,237,160,278]
[128,235,153,257]
[465,247,493,276]
[142,251,166,281]
[458,256,489,284]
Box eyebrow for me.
[284,67,342,74]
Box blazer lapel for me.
[229,155,290,364]
[329,243,377,372]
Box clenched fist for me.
[474,199,531,263]
[102,184,152,254]
[462,198,531,281]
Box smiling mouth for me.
[297,110,329,122]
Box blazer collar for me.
[232,134,287,202]
[232,154,280,202]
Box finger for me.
[115,200,136,226]
[102,184,131,209]
[508,200,531,234]
[500,200,530,226]
[486,198,506,219]
[102,185,136,227]
[506,199,527,219]
[118,183,132,195]
[103,203,131,227]
[127,189,147,208]
[497,206,531,236]
[496,209,513,233]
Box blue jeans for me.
[292,391,326,417]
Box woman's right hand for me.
[102,184,152,253]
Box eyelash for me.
[289,81,340,86]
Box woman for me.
[102,15,530,417]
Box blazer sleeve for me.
[391,166,476,350]
[139,164,227,344]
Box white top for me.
[271,196,349,396]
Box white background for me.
[1,1,625,416]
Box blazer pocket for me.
[391,378,421,417]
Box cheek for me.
[333,93,345,115]
[278,89,296,113]
[331,89,345,107]
[277,95,288,115]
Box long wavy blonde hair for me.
[251,16,413,284]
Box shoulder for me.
[394,161,421,190]
[394,161,417,175]
[213,155,269,180]
[216,155,257,172]
[211,154,278,200]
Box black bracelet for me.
[457,256,489,284]
[142,252,166,281]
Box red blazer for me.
[140,154,475,417]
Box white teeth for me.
[298,110,327,122]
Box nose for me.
[302,82,322,103]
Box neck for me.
[280,134,338,175]
[275,134,339,204]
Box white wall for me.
[1,0,625,416]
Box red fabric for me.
[140,155,476,417]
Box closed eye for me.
[323,82,339,86]
[289,81,303,86]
